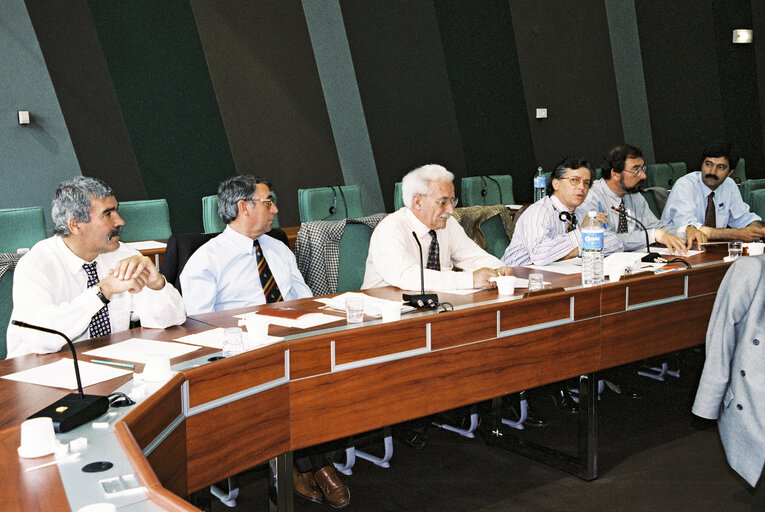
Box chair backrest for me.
[118,199,172,242]
[666,162,687,187]
[160,232,219,293]
[297,185,363,223]
[481,214,510,259]
[740,178,765,205]
[730,158,746,184]
[749,189,765,219]
[393,182,404,211]
[0,207,47,253]
[640,190,663,218]
[337,223,374,293]
[461,175,515,206]
[202,193,282,234]
[0,268,13,359]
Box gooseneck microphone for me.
[12,320,110,432]
[610,207,662,262]
[402,231,439,308]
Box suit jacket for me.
[692,254,765,487]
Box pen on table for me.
[91,359,135,370]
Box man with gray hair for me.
[363,164,512,291]
[7,176,186,358]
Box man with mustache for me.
[577,144,705,254]
[7,176,185,358]
[662,140,764,241]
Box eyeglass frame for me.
[247,195,276,208]
[557,176,593,189]
[622,164,647,176]
[422,195,458,208]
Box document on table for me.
[653,247,703,257]
[123,240,167,251]
[83,338,201,363]
[525,259,581,275]
[235,311,342,329]
[175,327,283,349]
[2,358,132,391]
[316,292,415,313]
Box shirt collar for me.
[550,195,571,213]
[224,225,259,254]
[56,236,99,277]
[405,208,437,238]
[694,171,715,196]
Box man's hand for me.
[685,226,708,248]
[473,267,511,289]
[736,225,765,242]
[98,272,147,298]
[654,229,688,255]
[110,255,165,291]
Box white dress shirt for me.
[577,178,683,251]
[502,195,623,266]
[7,236,186,358]
[362,208,503,291]
[180,226,312,315]
[662,172,761,229]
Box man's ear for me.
[551,178,560,192]
[67,216,81,235]
[237,199,249,216]
[411,193,422,210]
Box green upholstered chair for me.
[461,175,515,206]
[740,178,765,205]
[640,190,663,218]
[749,189,765,219]
[0,207,47,253]
[118,199,172,242]
[730,158,746,184]
[393,182,404,211]
[0,268,14,359]
[337,223,374,293]
[297,185,363,223]
[481,215,510,260]
[202,194,281,234]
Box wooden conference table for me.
[0,249,732,511]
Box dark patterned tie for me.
[82,262,111,338]
[426,230,440,271]
[254,240,283,303]
[566,214,577,233]
[705,192,716,228]
[617,199,629,234]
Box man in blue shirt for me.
[662,140,765,241]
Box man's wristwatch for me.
[94,286,110,305]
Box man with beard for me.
[7,176,186,358]
[577,144,704,253]
[662,140,764,241]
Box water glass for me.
[728,241,743,260]
[345,296,364,323]
[528,273,544,292]
[222,327,245,357]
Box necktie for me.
[565,214,577,233]
[617,199,629,234]
[705,192,716,228]
[254,240,283,303]
[82,262,111,338]
[426,230,440,271]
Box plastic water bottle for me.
[533,166,546,202]
[581,211,604,287]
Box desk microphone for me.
[402,231,439,308]
[610,207,662,262]
[11,320,110,433]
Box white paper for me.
[235,311,342,329]
[123,240,167,250]
[315,292,413,314]
[83,338,200,363]
[524,260,581,275]
[653,247,703,257]
[1,358,132,391]
[175,327,284,349]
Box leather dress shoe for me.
[404,428,429,450]
[313,463,350,509]
[293,466,322,504]
[554,388,579,415]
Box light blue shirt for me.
[180,226,312,315]
[661,171,761,229]
[577,178,679,251]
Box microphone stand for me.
[12,320,110,432]
[610,206,662,262]
[402,231,439,308]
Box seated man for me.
[180,175,348,509]
[578,144,705,253]
[502,156,622,266]
[662,140,765,241]
[363,164,512,291]
[7,177,186,358]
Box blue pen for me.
[91,359,135,370]
[597,201,608,228]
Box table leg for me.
[269,451,294,512]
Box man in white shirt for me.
[7,177,186,358]
[578,144,706,253]
[362,164,512,292]
[662,140,764,241]
[503,156,622,266]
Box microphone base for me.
[641,252,662,263]
[402,293,439,308]
[29,393,110,433]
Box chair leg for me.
[638,361,680,381]
[356,432,394,468]
[433,405,480,438]
[501,395,528,430]
[333,446,356,475]
[210,477,239,508]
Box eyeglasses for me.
[559,177,592,188]
[249,195,276,208]
[428,196,459,208]
[623,165,647,176]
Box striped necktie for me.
[254,240,283,303]
[82,262,111,338]
[704,192,716,228]
[426,230,440,271]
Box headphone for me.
[558,209,577,228]
[479,176,504,205]
[323,186,349,220]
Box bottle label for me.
[582,230,604,250]
[534,176,546,189]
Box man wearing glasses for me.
[362,164,512,291]
[577,144,703,253]
[502,156,622,266]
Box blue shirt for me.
[661,171,761,229]
[180,226,312,315]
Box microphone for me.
[12,320,110,433]
[402,231,439,308]
[610,207,662,262]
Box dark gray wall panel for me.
[191,0,344,226]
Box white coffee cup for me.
[380,302,402,322]
[490,275,515,295]
[18,417,59,458]
[141,353,172,382]
[242,317,270,343]
[746,242,764,256]
[608,266,625,282]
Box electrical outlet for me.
[535,108,547,119]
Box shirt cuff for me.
[648,229,657,245]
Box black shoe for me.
[403,429,429,450]
[523,414,549,428]
[553,388,579,414]
[502,405,549,428]
[620,384,643,400]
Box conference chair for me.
[460,175,515,206]
[640,188,669,218]
[297,185,363,223]
[0,206,47,253]
[730,158,746,184]
[337,223,375,293]
[117,199,172,242]
[451,205,514,260]
[0,266,14,359]
[740,178,765,205]
[749,189,765,219]
[202,193,281,234]
[645,162,686,189]
[393,182,404,211]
